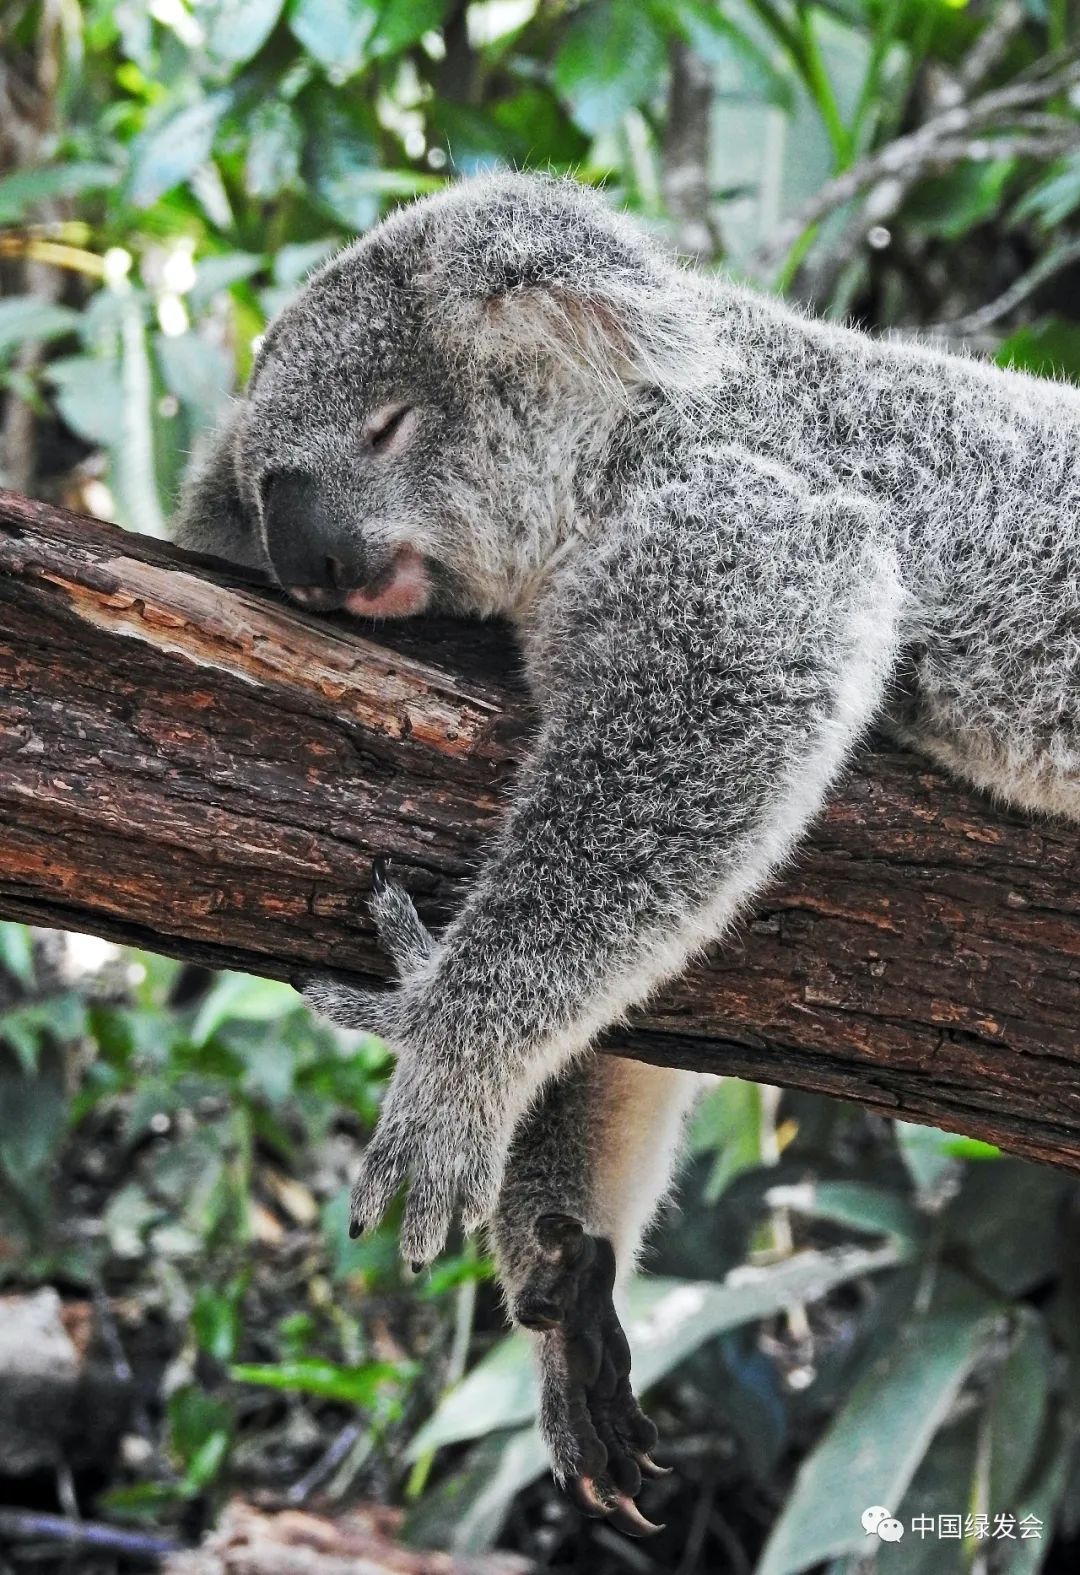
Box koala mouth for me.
[287,545,430,620]
[344,545,431,619]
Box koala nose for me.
[261,470,363,608]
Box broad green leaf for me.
[998,319,1080,387]
[987,1314,1051,1508]
[691,1077,764,1200]
[128,94,232,207]
[1014,149,1080,229]
[895,1119,963,1198]
[192,1284,243,1362]
[155,332,233,431]
[288,0,378,77]
[904,161,1014,240]
[300,87,381,230]
[408,1245,905,1458]
[168,1386,233,1480]
[272,238,339,289]
[229,1356,411,1405]
[0,298,80,358]
[189,251,266,309]
[553,0,667,134]
[202,0,286,64]
[757,1272,1000,1575]
[370,0,447,55]
[768,1180,923,1246]
[0,163,120,224]
[245,99,303,198]
[942,1161,1068,1297]
[190,974,300,1047]
[890,1413,980,1575]
[672,0,794,109]
[0,924,34,988]
[48,354,126,447]
[0,1044,70,1195]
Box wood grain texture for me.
[1,488,1077,1171]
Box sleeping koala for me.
[175,172,1080,1532]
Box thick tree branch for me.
[2,490,1079,1173]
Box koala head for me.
[174,173,705,619]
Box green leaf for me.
[202,0,286,64]
[288,0,378,77]
[998,319,1080,386]
[48,353,126,448]
[553,0,667,134]
[690,1077,764,1200]
[756,1272,1000,1575]
[0,297,80,358]
[987,1314,1052,1508]
[370,0,447,55]
[193,1284,243,1362]
[890,1413,980,1575]
[895,1120,963,1199]
[0,163,120,224]
[409,1244,906,1458]
[0,924,34,988]
[229,1356,411,1405]
[904,161,1014,240]
[768,1180,924,1247]
[128,94,232,207]
[245,99,303,198]
[190,973,300,1047]
[1014,149,1080,229]
[670,0,794,109]
[168,1386,233,1485]
[0,1042,71,1196]
[300,86,381,230]
[155,332,233,432]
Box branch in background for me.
[754,54,1080,282]
[931,233,1080,337]
[661,40,722,263]
[3,490,1080,1177]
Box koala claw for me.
[523,1215,667,1537]
[348,1072,506,1262]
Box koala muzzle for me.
[261,469,367,611]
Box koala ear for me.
[172,403,263,570]
[423,176,712,394]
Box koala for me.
[175,172,1080,1532]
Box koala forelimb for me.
[175,171,1080,1523]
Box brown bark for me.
[1,489,1079,1172]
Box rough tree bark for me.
[1,488,1078,1172]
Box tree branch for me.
[3,490,1080,1174]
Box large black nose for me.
[261,471,363,609]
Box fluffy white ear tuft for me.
[420,174,722,399]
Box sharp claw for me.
[348,1219,363,1240]
[371,855,389,894]
[566,1475,609,1519]
[634,1451,673,1479]
[608,1496,664,1538]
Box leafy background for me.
[2,0,1080,1570]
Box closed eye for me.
[365,402,415,451]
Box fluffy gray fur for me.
[174,172,1080,1512]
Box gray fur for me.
[175,171,1080,1496]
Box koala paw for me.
[520,1214,669,1537]
[349,1057,509,1263]
[302,979,400,1039]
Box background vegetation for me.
[2,0,1080,1570]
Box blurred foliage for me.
[3,0,1080,1569]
